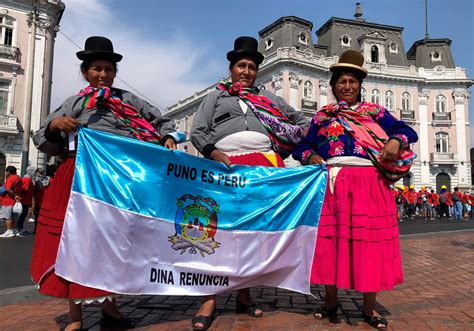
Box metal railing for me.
[400,109,415,120]
[0,114,18,134]
[0,44,20,63]
[301,99,317,112]
[430,152,456,163]
[432,112,452,122]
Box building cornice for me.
[167,46,473,115]
[259,16,313,37]
[316,17,403,37]
[406,38,453,58]
[260,47,472,85]
[0,0,65,27]
[167,83,220,115]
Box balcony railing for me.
[0,114,18,135]
[400,109,415,121]
[432,112,452,122]
[0,44,20,63]
[301,99,317,112]
[430,152,457,164]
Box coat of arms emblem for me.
[169,194,220,256]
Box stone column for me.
[453,89,470,187]
[271,73,283,97]
[319,80,328,108]
[418,92,430,185]
[9,67,17,115]
[288,72,301,109]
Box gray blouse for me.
[190,89,309,158]
[33,88,175,156]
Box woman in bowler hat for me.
[293,50,418,329]
[190,36,308,330]
[30,36,180,330]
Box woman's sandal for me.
[362,312,388,329]
[60,321,82,331]
[192,308,217,331]
[236,297,263,317]
[314,305,339,323]
[101,309,136,328]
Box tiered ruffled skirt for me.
[311,166,403,292]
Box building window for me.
[361,88,367,102]
[299,32,308,45]
[0,80,10,115]
[389,41,399,54]
[401,92,411,110]
[340,34,351,47]
[435,132,449,153]
[371,89,381,104]
[184,116,189,133]
[431,50,442,62]
[303,81,313,100]
[371,45,379,63]
[385,90,394,110]
[3,27,12,45]
[265,38,273,50]
[435,94,446,113]
[0,16,14,46]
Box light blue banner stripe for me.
[73,128,327,232]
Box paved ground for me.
[396,215,474,235]
[0,221,36,290]
[0,231,473,330]
[2,217,473,290]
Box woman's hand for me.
[164,137,177,150]
[380,139,401,162]
[309,154,325,165]
[210,149,232,168]
[49,116,80,133]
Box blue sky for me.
[53,0,474,139]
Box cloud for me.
[51,0,218,111]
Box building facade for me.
[167,6,473,191]
[0,0,64,181]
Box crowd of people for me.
[0,35,425,330]
[392,185,473,221]
[0,165,50,238]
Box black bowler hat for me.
[76,36,123,62]
[227,36,264,66]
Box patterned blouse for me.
[292,102,418,165]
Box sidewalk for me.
[1,231,473,330]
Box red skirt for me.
[30,158,111,299]
[311,166,403,292]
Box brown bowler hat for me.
[330,50,368,78]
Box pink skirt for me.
[311,166,403,292]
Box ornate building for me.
[0,0,64,180]
[167,5,473,191]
